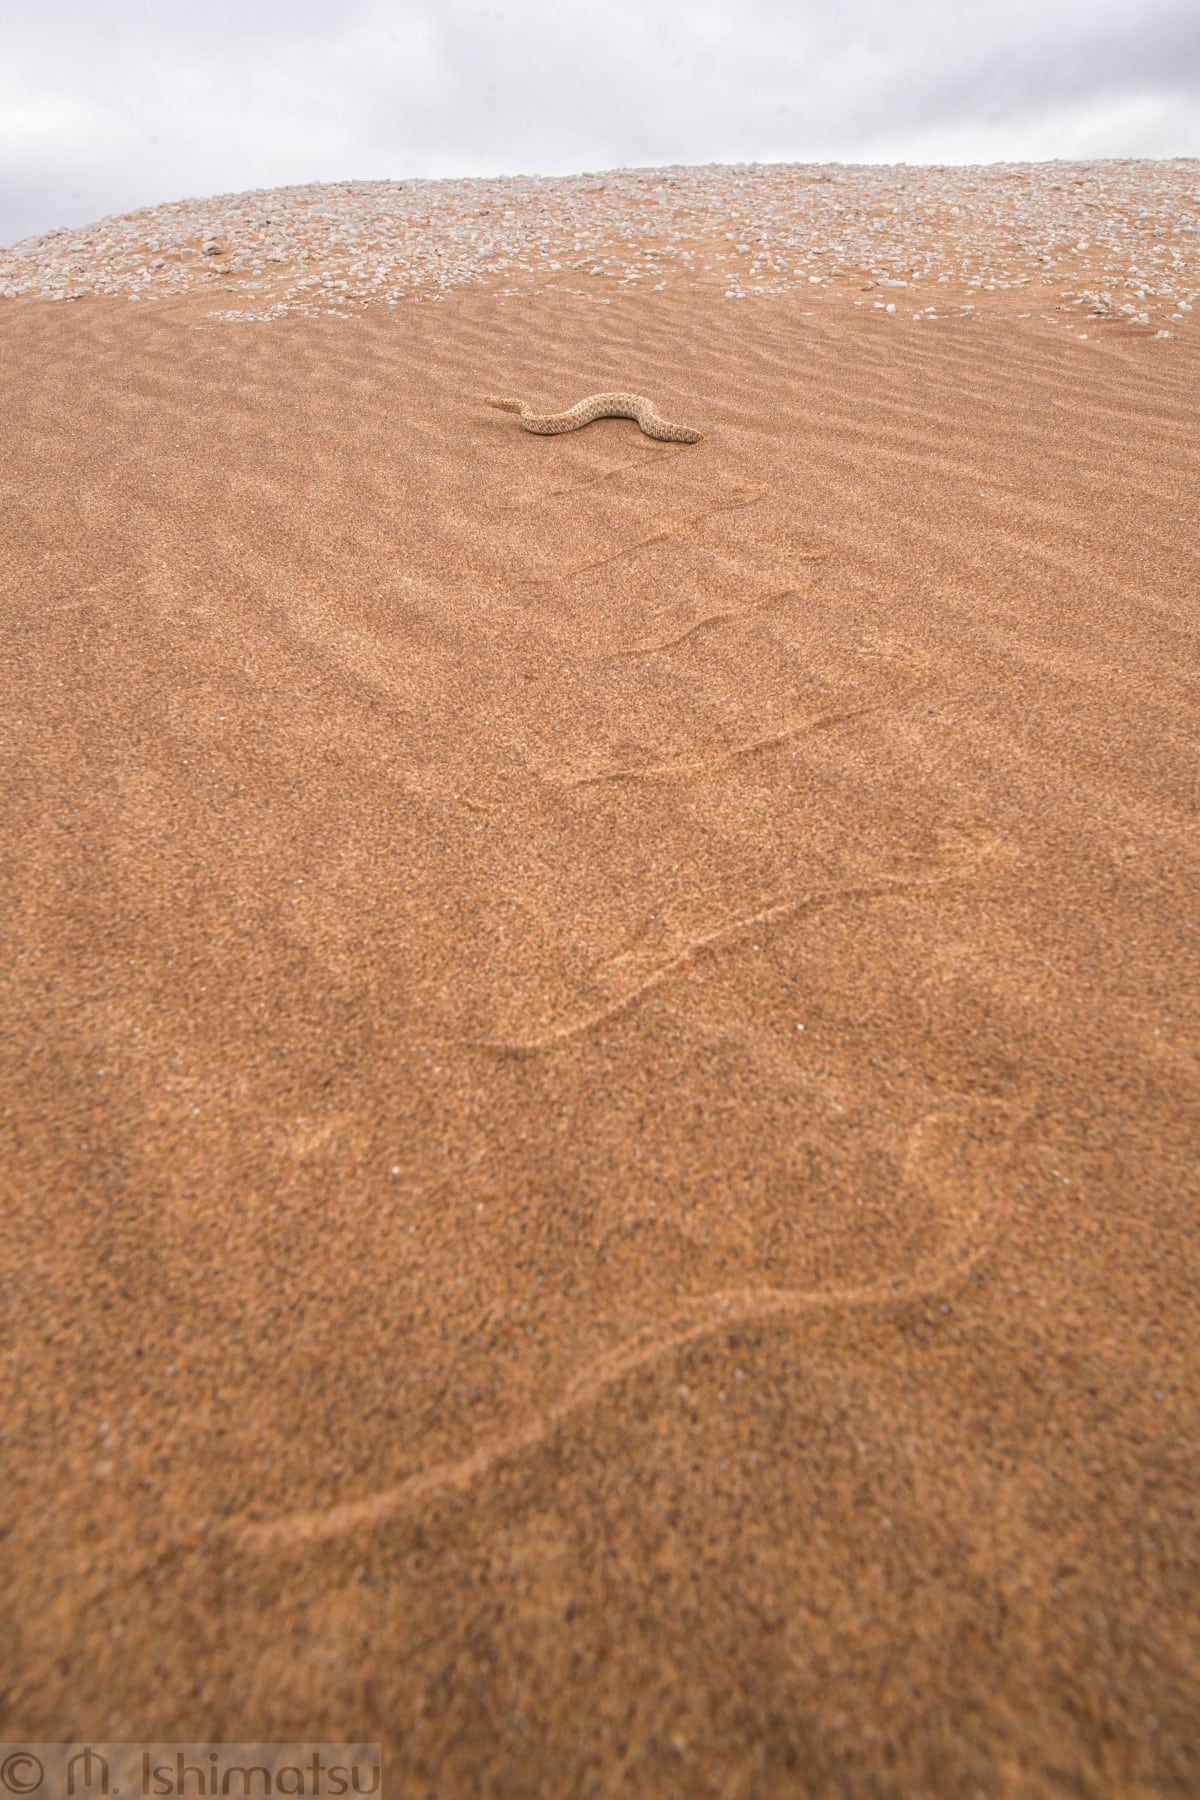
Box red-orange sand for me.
[1,268,1198,1797]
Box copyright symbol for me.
[1,1754,44,1795]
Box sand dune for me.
[2,180,1199,1797]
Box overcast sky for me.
[3,0,1198,246]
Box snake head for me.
[486,396,523,413]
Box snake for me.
[487,392,702,443]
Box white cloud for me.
[2,0,1198,245]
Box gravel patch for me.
[2,159,1196,335]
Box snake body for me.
[487,392,702,443]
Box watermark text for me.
[0,1746,381,1800]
